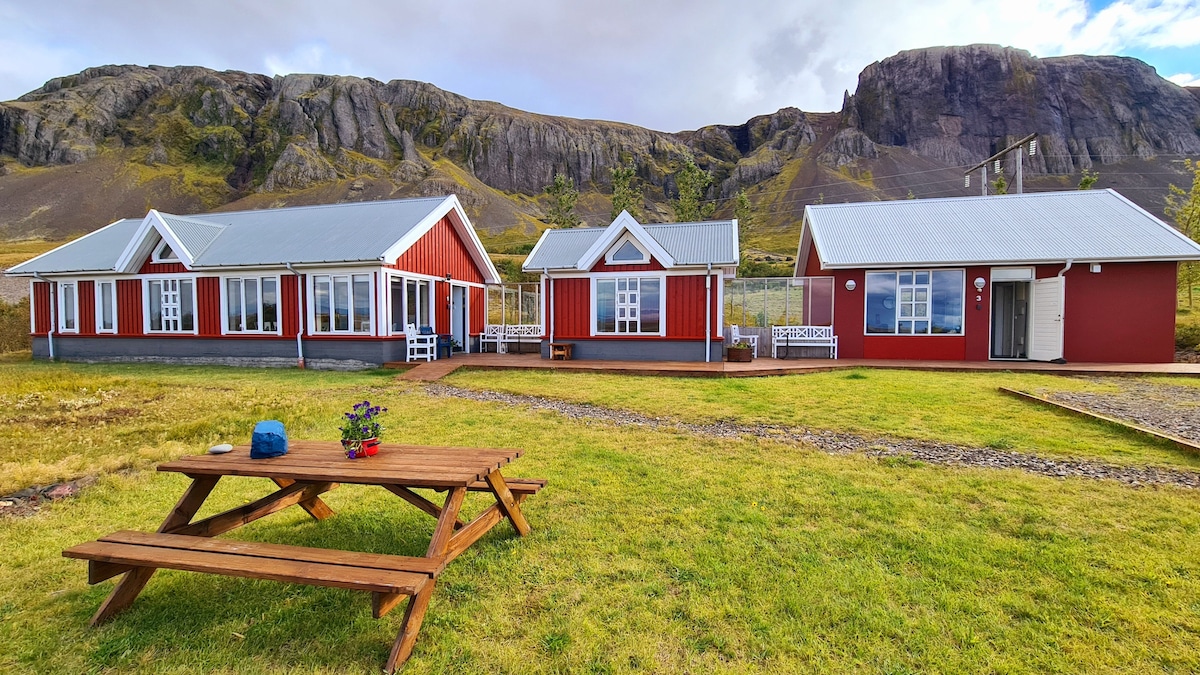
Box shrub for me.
[1176,322,1200,351]
[0,298,31,353]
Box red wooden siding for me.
[550,278,591,338]
[32,281,50,334]
[78,281,96,335]
[1049,261,1177,363]
[139,260,188,275]
[666,275,716,339]
[197,277,221,336]
[282,274,302,337]
[390,217,485,284]
[470,286,485,334]
[435,280,449,332]
[117,279,143,335]
[591,258,666,273]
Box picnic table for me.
[63,440,545,673]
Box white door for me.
[1029,277,1064,361]
[450,285,468,351]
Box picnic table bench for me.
[63,441,545,673]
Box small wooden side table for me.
[549,343,574,360]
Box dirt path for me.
[426,383,1200,490]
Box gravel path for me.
[426,384,1200,490]
[1049,378,1200,445]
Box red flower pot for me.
[342,437,380,459]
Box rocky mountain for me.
[1,45,1198,255]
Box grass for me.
[2,362,1200,673]
[0,238,64,270]
[445,368,1200,470]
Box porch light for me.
[973,277,986,291]
[845,279,857,291]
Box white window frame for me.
[604,233,651,265]
[590,273,666,337]
[309,272,375,335]
[58,281,79,333]
[151,240,180,263]
[143,277,198,334]
[221,274,282,335]
[863,269,966,336]
[94,280,118,334]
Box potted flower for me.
[340,400,387,459]
[727,340,754,362]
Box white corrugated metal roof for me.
[6,196,498,276]
[524,218,738,270]
[805,190,1200,268]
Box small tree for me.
[991,173,1008,195]
[1078,168,1099,190]
[906,189,916,200]
[544,173,580,229]
[610,163,639,221]
[733,188,755,240]
[674,157,715,222]
[1166,159,1200,307]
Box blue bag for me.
[250,420,288,458]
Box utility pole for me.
[964,133,1038,194]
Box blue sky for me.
[1,0,1198,131]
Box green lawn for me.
[2,362,1200,673]
[445,368,1200,470]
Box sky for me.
[1,0,1198,132]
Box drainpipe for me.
[705,264,712,363]
[284,263,305,369]
[544,269,552,346]
[1054,259,1072,363]
[33,273,55,360]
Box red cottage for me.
[7,196,501,368]
[796,190,1200,363]
[522,211,739,362]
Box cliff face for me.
[1,45,1198,245]
[848,45,1200,172]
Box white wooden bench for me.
[480,324,542,353]
[771,325,838,359]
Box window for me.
[226,276,279,333]
[865,270,963,335]
[605,236,649,265]
[147,278,195,332]
[96,281,116,333]
[595,276,661,334]
[313,274,371,333]
[405,279,431,329]
[153,241,179,263]
[58,282,78,332]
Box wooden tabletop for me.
[158,440,524,488]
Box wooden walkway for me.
[386,353,1200,381]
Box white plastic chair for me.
[405,323,437,362]
[729,325,759,357]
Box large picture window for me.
[226,276,279,333]
[595,276,661,334]
[95,281,116,333]
[313,274,371,333]
[58,282,78,332]
[147,278,195,332]
[865,270,963,335]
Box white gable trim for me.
[379,195,502,284]
[604,232,651,265]
[578,211,675,270]
[114,210,197,273]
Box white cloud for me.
[1168,72,1200,86]
[1,0,1199,130]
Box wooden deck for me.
[386,352,1200,380]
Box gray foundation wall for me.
[539,339,724,362]
[32,336,413,370]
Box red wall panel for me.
[78,281,96,335]
[32,282,50,334]
[591,258,666,273]
[1054,261,1176,363]
[117,279,143,335]
[665,275,717,339]
[282,274,302,337]
[863,336,967,360]
[550,278,591,338]
[390,217,486,284]
[139,260,188,275]
[197,277,221,336]
[470,286,485,334]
